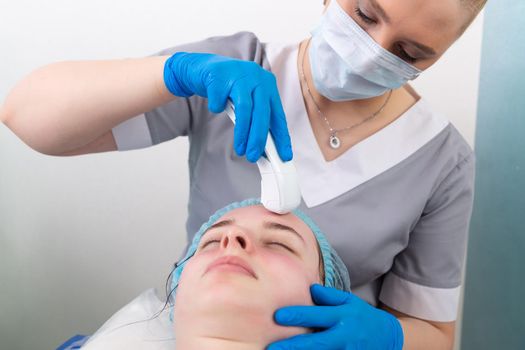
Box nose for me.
[220,228,252,252]
[367,27,393,53]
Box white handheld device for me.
[225,102,301,214]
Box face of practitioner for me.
[174,205,323,345]
[327,0,484,71]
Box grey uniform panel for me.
[392,150,475,289]
[144,31,269,145]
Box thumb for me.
[310,284,354,306]
[207,81,231,114]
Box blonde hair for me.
[460,0,487,32]
[322,0,487,33]
[462,0,487,13]
[322,0,487,12]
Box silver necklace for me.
[300,40,393,150]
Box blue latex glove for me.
[268,284,404,350]
[163,52,293,163]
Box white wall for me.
[0,1,483,349]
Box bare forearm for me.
[380,303,455,350]
[2,56,174,155]
[398,316,455,350]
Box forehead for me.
[375,0,463,26]
[218,206,317,242]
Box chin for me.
[202,277,262,309]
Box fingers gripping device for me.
[225,102,301,214]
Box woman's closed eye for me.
[199,238,296,253]
[200,239,220,250]
[395,44,418,63]
[354,7,376,24]
[266,241,295,253]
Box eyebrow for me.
[263,221,305,244]
[404,39,437,56]
[209,219,234,230]
[367,0,391,24]
[208,219,305,243]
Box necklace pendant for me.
[329,134,341,149]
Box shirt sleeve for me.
[379,152,476,322]
[111,31,267,151]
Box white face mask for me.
[309,0,422,101]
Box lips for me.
[205,255,257,279]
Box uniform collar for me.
[264,42,449,208]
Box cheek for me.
[259,253,319,306]
[176,258,200,290]
[173,258,206,312]
[414,55,443,71]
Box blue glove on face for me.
[268,284,404,350]
[163,52,293,163]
